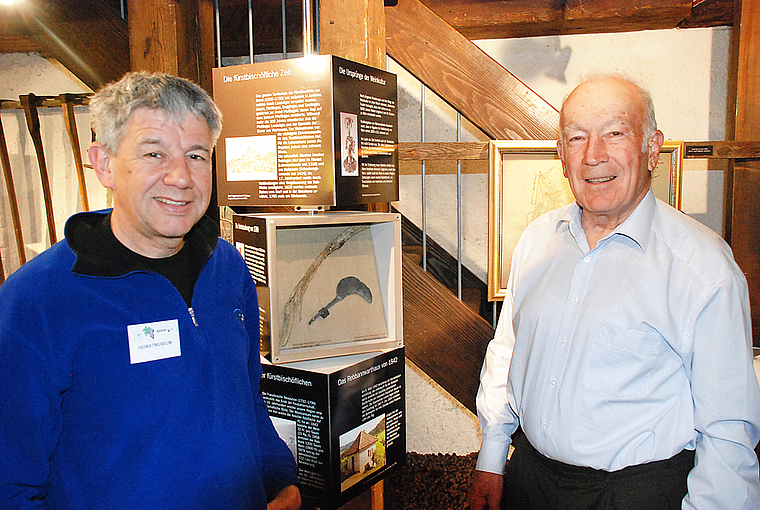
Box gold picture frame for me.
[487,140,684,301]
[652,140,684,211]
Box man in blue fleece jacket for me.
[0,72,300,509]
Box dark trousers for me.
[503,435,695,510]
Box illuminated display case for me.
[213,55,398,207]
[232,211,403,363]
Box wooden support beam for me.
[319,0,387,69]
[319,0,388,215]
[731,0,760,347]
[563,0,693,33]
[417,0,723,40]
[385,0,560,141]
[127,0,216,93]
[396,141,760,163]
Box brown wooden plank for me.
[19,0,129,91]
[127,0,215,93]
[398,141,490,160]
[402,253,493,414]
[0,35,43,54]
[563,0,693,33]
[386,0,560,141]
[731,0,760,347]
[320,0,387,69]
[419,0,701,40]
[196,0,216,94]
[398,141,760,164]
[128,0,179,76]
[679,0,735,29]
[420,0,565,40]
[683,141,760,158]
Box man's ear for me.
[557,139,568,178]
[88,142,115,189]
[647,130,665,172]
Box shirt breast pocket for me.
[582,321,662,399]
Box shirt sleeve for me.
[0,309,59,508]
[243,279,299,500]
[683,272,760,510]
[475,250,521,474]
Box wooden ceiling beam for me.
[3,0,129,91]
[418,0,731,40]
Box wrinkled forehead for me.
[560,78,645,129]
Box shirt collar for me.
[66,209,219,277]
[555,188,655,252]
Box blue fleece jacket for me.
[0,211,298,509]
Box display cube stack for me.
[214,56,405,509]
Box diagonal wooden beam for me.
[18,0,129,91]
[385,0,559,140]
[402,253,493,414]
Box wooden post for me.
[320,1,388,505]
[318,0,387,70]
[730,0,760,347]
[126,0,216,93]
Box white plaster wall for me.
[405,360,481,454]
[393,27,732,455]
[0,53,107,277]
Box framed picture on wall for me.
[651,140,684,211]
[487,139,685,301]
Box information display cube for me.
[213,55,398,207]
[261,347,405,509]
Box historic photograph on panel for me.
[339,414,386,492]
[270,415,298,461]
[340,112,358,177]
[225,134,278,181]
[276,224,388,351]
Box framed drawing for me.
[488,141,569,301]
[487,139,685,301]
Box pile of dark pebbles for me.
[384,452,478,510]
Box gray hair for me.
[560,74,657,153]
[89,72,222,153]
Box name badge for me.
[127,319,181,364]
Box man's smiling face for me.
[93,107,213,258]
[557,76,662,229]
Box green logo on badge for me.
[143,326,155,339]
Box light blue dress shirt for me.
[476,190,760,509]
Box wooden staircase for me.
[400,221,495,414]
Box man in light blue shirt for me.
[468,75,760,510]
